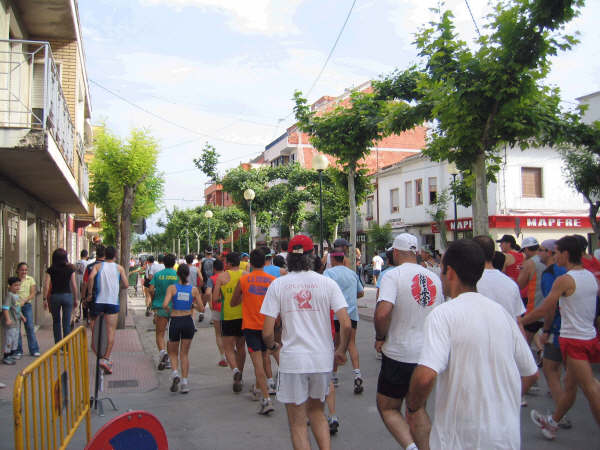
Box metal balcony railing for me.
[77,133,89,201]
[0,39,75,169]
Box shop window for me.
[522,167,542,198]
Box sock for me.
[182,378,188,383]
[233,367,240,374]
[353,369,362,377]
[172,369,179,377]
[159,349,166,356]
[267,378,274,385]
[406,443,418,450]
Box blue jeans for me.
[17,302,40,354]
[49,293,73,344]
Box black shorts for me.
[524,321,544,333]
[143,278,151,288]
[168,316,195,341]
[333,319,358,333]
[543,342,563,362]
[221,318,243,337]
[243,329,266,353]
[377,353,417,399]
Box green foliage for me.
[426,189,451,250]
[193,142,220,183]
[375,0,584,234]
[367,222,392,254]
[89,127,164,245]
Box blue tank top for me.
[172,283,194,311]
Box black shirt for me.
[47,266,75,294]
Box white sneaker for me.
[180,381,190,394]
[268,381,276,395]
[530,409,557,440]
[250,384,260,401]
[258,398,274,415]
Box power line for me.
[464,0,481,37]
[90,79,264,147]
[162,150,262,176]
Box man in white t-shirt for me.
[374,233,443,450]
[474,235,526,321]
[261,234,351,450]
[406,239,538,450]
[372,253,384,285]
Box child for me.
[3,277,25,365]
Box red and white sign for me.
[432,215,594,233]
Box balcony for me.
[0,39,87,214]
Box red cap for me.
[288,234,314,254]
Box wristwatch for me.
[268,343,278,351]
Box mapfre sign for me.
[432,215,593,233]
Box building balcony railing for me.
[0,39,75,169]
[77,133,89,202]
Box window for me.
[390,189,400,213]
[366,196,374,219]
[405,181,413,208]
[522,167,542,198]
[428,177,437,204]
[415,179,423,205]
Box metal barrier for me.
[13,326,91,450]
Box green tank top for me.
[221,269,243,320]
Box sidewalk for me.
[358,286,377,322]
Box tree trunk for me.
[471,152,489,236]
[117,185,135,329]
[348,165,357,271]
[333,223,338,241]
[438,219,448,251]
[250,211,256,250]
[588,200,600,247]
[115,212,122,260]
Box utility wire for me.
[464,0,481,37]
[90,79,263,147]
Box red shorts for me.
[559,336,600,363]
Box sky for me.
[78,0,600,234]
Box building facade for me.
[0,0,93,328]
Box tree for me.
[376,0,583,235]
[89,127,163,328]
[295,91,383,269]
[426,189,451,251]
[193,142,220,184]
[367,222,392,256]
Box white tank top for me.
[95,262,120,306]
[559,269,598,340]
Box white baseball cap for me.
[521,236,539,249]
[387,233,418,253]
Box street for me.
[2,289,597,449]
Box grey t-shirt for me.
[3,291,21,328]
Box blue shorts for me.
[373,270,381,276]
[91,303,120,316]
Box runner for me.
[374,233,443,450]
[497,234,524,284]
[212,252,246,392]
[406,239,538,449]
[262,248,287,278]
[230,249,276,414]
[372,252,384,285]
[75,250,90,320]
[82,245,105,325]
[162,263,204,393]
[87,246,129,375]
[520,235,600,438]
[205,258,227,366]
[239,253,250,272]
[324,247,364,392]
[149,253,178,371]
[261,234,351,450]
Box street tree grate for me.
[108,379,139,388]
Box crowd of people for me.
[2,230,599,449]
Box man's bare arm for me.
[230,282,243,307]
[335,307,351,355]
[262,316,276,349]
[517,260,533,289]
[521,275,569,325]
[406,365,437,412]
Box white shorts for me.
[276,372,331,405]
[4,327,19,352]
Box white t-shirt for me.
[377,263,443,363]
[477,269,525,318]
[260,270,347,374]
[149,263,164,277]
[419,292,537,450]
[372,255,384,271]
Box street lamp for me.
[204,210,213,250]
[237,221,244,252]
[447,162,460,241]
[243,188,256,250]
[312,153,329,256]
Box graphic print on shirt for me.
[294,289,313,309]
[411,273,436,307]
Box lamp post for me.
[243,188,256,250]
[237,221,244,252]
[204,210,213,250]
[312,153,329,256]
[448,162,459,241]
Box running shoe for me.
[250,384,260,401]
[535,349,543,368]
[170,372,180,393]
[353,376,364,394]
[13,352,22,360]
[2,357,15,365]
[158,352,169,371]
[520,397,527,407]
[99,358,113,375]
[558,415,572,429]
[180,381,190,394]
[218,359,228,367]
[32,352,41,357]
[332,374,339,387]
[530,409,557,440]
[233,371,243,393]
[165,359,172,369]
[328,416,340,435]
[258,398,274,415]
[198,312,204,323]
[268,381,277,395]
[145,306,151,317]
[0,382,6,388]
